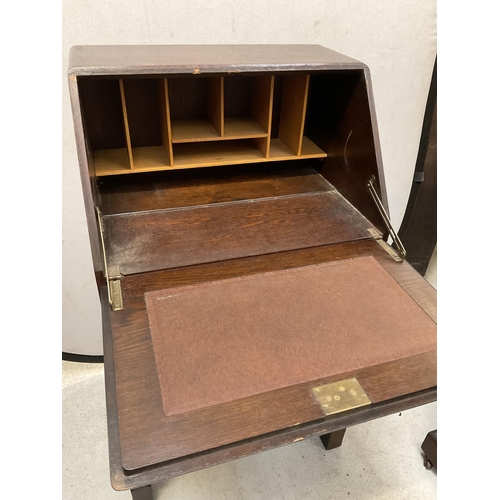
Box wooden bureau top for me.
[68,44,365,76]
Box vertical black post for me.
[131,485,154,500]
[398,57,437,275]
[320,428,347,450]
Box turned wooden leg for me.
[320,428,347,450]
[131,485,154,500]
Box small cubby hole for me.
[224,75,272,139]
[168,76,223,142]
[121,78,170,169]
[79,78,127,152]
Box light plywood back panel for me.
[118,79,134,170]
[278,74,310,156]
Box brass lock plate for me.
[312,378,371,415]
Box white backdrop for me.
[62,0,436,355]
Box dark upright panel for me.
[398,59,437,275]
[306,71,386,232]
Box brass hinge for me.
[312,378,371,416]
[96,208,124,311]
[367,176,406,262]
[107,265,124,311]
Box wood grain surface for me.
[103,190,374,275]
[98,164,333,215]
[306,71,387,233]
[103,281,435,491]
[108,239,436,471]
[278,74,310,155]
[70,46,434,489]
[68,45,364,77]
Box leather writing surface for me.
[145,256,436,417]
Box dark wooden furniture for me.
[68,45,437,499]
[398,58,437,275]
[422,429,437,470]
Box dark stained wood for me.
[104,287,435,490]
[78,78,127,151]
[399,59,437,275]
[320,428,346,450]
[70,46,436,496]
[68,75,103,272]
[103,283,434,493]
[107,240,436,471]
[68,45,364,77]
[421,429,437,468]
[70,46,386,272]
[103,191,374,275]
[118,80,134,170]
[306,71,388,232]
[131,485,153,500]
[224,75,253,118]
[168,76,210,121]
[207,77,224,136]
[98,164,334,215]
[158,79,173,165]
[122,79,163,148]
[376,258,437,323]
[121,239,436,307]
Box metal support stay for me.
[96,207,124,311]
[367,176,406,262]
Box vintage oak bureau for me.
[68,45,437,499]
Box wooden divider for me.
[159,79,174,166]
[93,73,324,176]
[208,77,224,136]
[251,76,274,157]
[278,74,310,156]
[118,79,134,170]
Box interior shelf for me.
[94,149,130,175]
[170,117,267,143]
[173,140,265,168]
[132,146,171,171]
[269,137,326,160]
[224,117,267,139]
[171,119,220,143]
[95,137,327,176]
[81,73,327,177]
